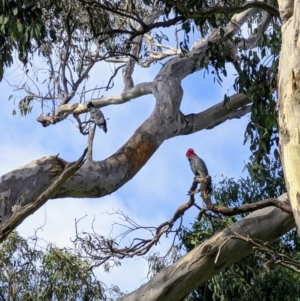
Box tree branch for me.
[87,125,96,162]
[197,197,292,219]
[177,93,251,136]
[0,148,87,243]
[118,194,294,301]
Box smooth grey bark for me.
[118,194,294,301]
[0,156,66,224]
[0,150,87,242]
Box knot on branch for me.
[37,115,55,127]
[189,175,212,205]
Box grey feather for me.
[87,102,107,133]
[188,156,208,177]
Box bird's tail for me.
[207,182,212,194]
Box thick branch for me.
[160,0,268,82]
[0,149,87,242]
[2,89,252,230]
[177,93,251,136]
[118,194,294,301]
[8,3,262,228]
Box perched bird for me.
[186,148,208,177]
[186,148,212,193]
[87,102,107,133]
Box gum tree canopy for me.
[0,0,300,299]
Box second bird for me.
[87,102,107,133]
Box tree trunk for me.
[118,194,294,301]
[278,0,300,236]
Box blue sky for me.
[0,51,252,293]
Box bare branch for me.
[35,82,153,126]
[87,125,96,162]
[177,93,251,136]
[73,113,90,135]
[72,175,291,268]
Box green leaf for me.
[246,90,253,101]
[17,22,23,33]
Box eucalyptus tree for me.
[0,231,106,300]
[0,0,299,300]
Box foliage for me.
[163,0,242,36]
[162,0,283,171]
[235,25,281,172]
[0,231,105,300]
[0,0,48,80]
[215,159,285,208]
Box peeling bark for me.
[278,0,300,236]
[278,0,294,23]
[0,157,66,224]
[0,149,87,243]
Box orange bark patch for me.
[132,139,157,171]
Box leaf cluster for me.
[0,231,105,300]
[234,26,281,172]
[0,0,48,80]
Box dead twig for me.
[87,124,96,162]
